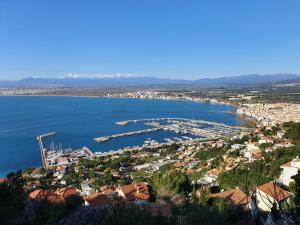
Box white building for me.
[256,182,292,212]
[278,157,300,186]
[196,173,218,186]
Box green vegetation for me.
[0,171,26,225]
[283,122,300,144]
[150,169,192,197]
[219,146,300,190]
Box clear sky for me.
[0,0,300,80]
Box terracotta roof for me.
[28,189,65,204]
[84,193,109,208]
[99,185,116,195]
[280,157,300,168]
[252,150,262,160]
[257,182,292,202]
[280,161,292,168]
[120,182,150,201]
[55,187,77,199]
[211,189,250,206]
[56,165,67,172]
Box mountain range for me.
[0,74,299,88]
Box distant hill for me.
[0,74,299,88]
[193,74,300,86]
[274,77,300,87]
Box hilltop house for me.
[278,157,300,186]
[83,192,109,208]
[116,182,150,204]
[29,187,78,204]
[256,182,292,212]
[211,188,250,208]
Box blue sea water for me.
[0,96,241,177]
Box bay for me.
[0,96,241,177]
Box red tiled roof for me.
[84,193,109,208]
[55,187,77,199]
[257,182,292,202]
[211,189,250,206]
[120,182,150,201]
[29,187,78,204]
[28,189,65,204]
[99,185,116,195]
[280,157,300,168]
[280,161,292,168]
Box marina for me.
[37,132,94,169]
[95,117,244,145]
[0,96,241,176]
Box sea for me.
[0,96,242,177]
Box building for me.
[28,187,78,204]
[83,192,109,208]
[211,188,250,207]
[256,182,292,212]
[258,136,274,145]
[116,182,150,204]
[278,157,300,186]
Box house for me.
[258,136,274,145]
[55,187,78,199]
[276,130,285,139]
[244,149,262,162]
[28,187,78,204]
[29,189,64,204]
[81,181,93,195]
[99,185,117,196]
[83,192,109,208]
[54,165,67,179]
[211,188,250,207]
[196,173,218,186]
[278,157,300,186]
[256,182,292,212]
[31,168,43,179]
[230,144,245,151]
[25,180,41,190]
[58,157,69,165]
[246,143,260,152]
[116,182,150,204]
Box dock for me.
[115,117,247,130]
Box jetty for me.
[115,117,247,130]
[94,128,162,142]
[36,132,56,169]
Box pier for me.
[115,117,247,130]
[94,128,162,142]
[36,132,56,169]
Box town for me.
[2,91,300,225]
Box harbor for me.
[95,117,245,144]
[92,117,246,157]
[36,117,246,166]
[36,132,94,169]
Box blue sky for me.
[0,0,300,80]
